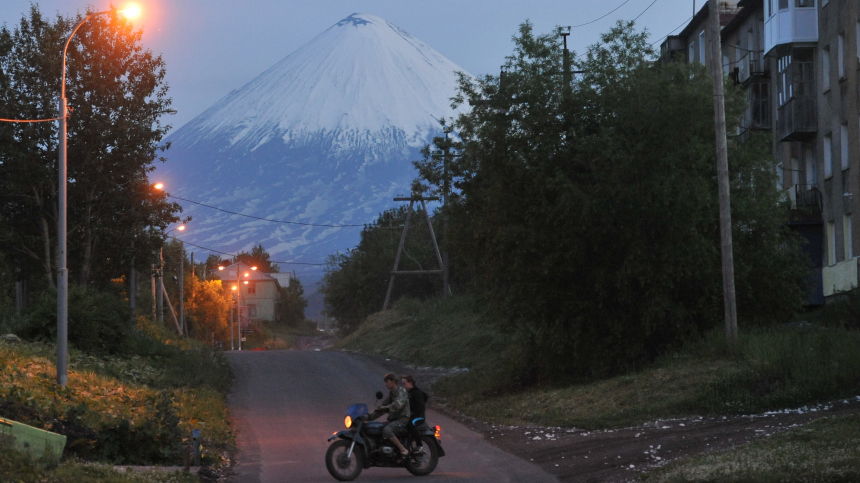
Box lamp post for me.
[56,4,140,387]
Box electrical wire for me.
[168,194,366,228]
[180,239,327,266]
[0,117,63,123]
[571,0,634,28]
[633,0,659,22]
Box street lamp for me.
[57,4,141,387]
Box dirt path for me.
[346,351,860,482]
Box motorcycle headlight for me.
[345,415,352,428]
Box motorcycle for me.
[325,391,445,481]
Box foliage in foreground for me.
[0,441,197,483]
[641,414,860,482]
[411,21,807,380]
[434,326,860,429]
[0,322,233,465]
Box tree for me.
[0,6,179,295]
[421,21,807,380]
[321,207,443,331]
[234,244,279,273]
[278,277,308,327]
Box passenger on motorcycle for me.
[368,373,411,458]
[402,374,429,450]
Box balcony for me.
[777,96,817,141]
[789,184,823,223]
[764,3,818,55]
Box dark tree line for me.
[0,6,179,307]
[324,21,808,380]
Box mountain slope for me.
[157,13,471,297]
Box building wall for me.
[241,280,280,322]
[817,0,859,270]
[662,0,860,297]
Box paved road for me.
[226,351,557,483]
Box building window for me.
[838,34,846,79]
[824,133,833,179]
[247,282,256,294]
[749,81,771,128]
[699,30,706,65]
[779,0,788,9]
[796,0,814,6]
[689,42,695,63]
[777,163,785,190]
[842,123,849,171]
[845,215,854,260]
[805,144,818,185]
[828,221,836,265]
[822,45,831,92]
[248,304,257,317]
[856,22,860,63]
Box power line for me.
[633,0,659,22]
[0,117,62,123]
[168,194,366,228]
[571,0,634,28]
[180,239,327,266]
[650,14,694,47]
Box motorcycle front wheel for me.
[325,439,364,481]
[405,435,439,476]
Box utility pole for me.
[708,0,739,345]
[442,128,452,298]
[156,248,164,325]
[179,242,185,336]
[129,236,136,325]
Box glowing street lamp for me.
[57,4,142,387]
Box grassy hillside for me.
[336,297,507,369]
[338,296,860,430]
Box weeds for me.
[0,320,233,465]
[641,414,860,482]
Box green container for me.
[0,416,66,463]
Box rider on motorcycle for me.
[368,373,411,458]
[402,374,428,451]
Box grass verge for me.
[435,326,860,429]
[0,317,234,466]
[640,413,860,482]
[337,297,860,430]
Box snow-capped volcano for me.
[173,13,466,155]
[158,13,470,305]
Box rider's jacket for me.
[381,386,410,421]
[407,387,428,421]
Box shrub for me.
[17,286,130,355]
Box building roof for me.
[678,1,740,39]
[721,0,762,38]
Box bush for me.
[16,286,130,355]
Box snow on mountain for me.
[158,13,470,309]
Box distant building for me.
[212,262,282,324]
[662,0,860,302]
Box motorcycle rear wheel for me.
[405,435,439,476]
[325,439,364,481]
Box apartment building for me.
[663,0,860,302]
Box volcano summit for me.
[159,13,470,283]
